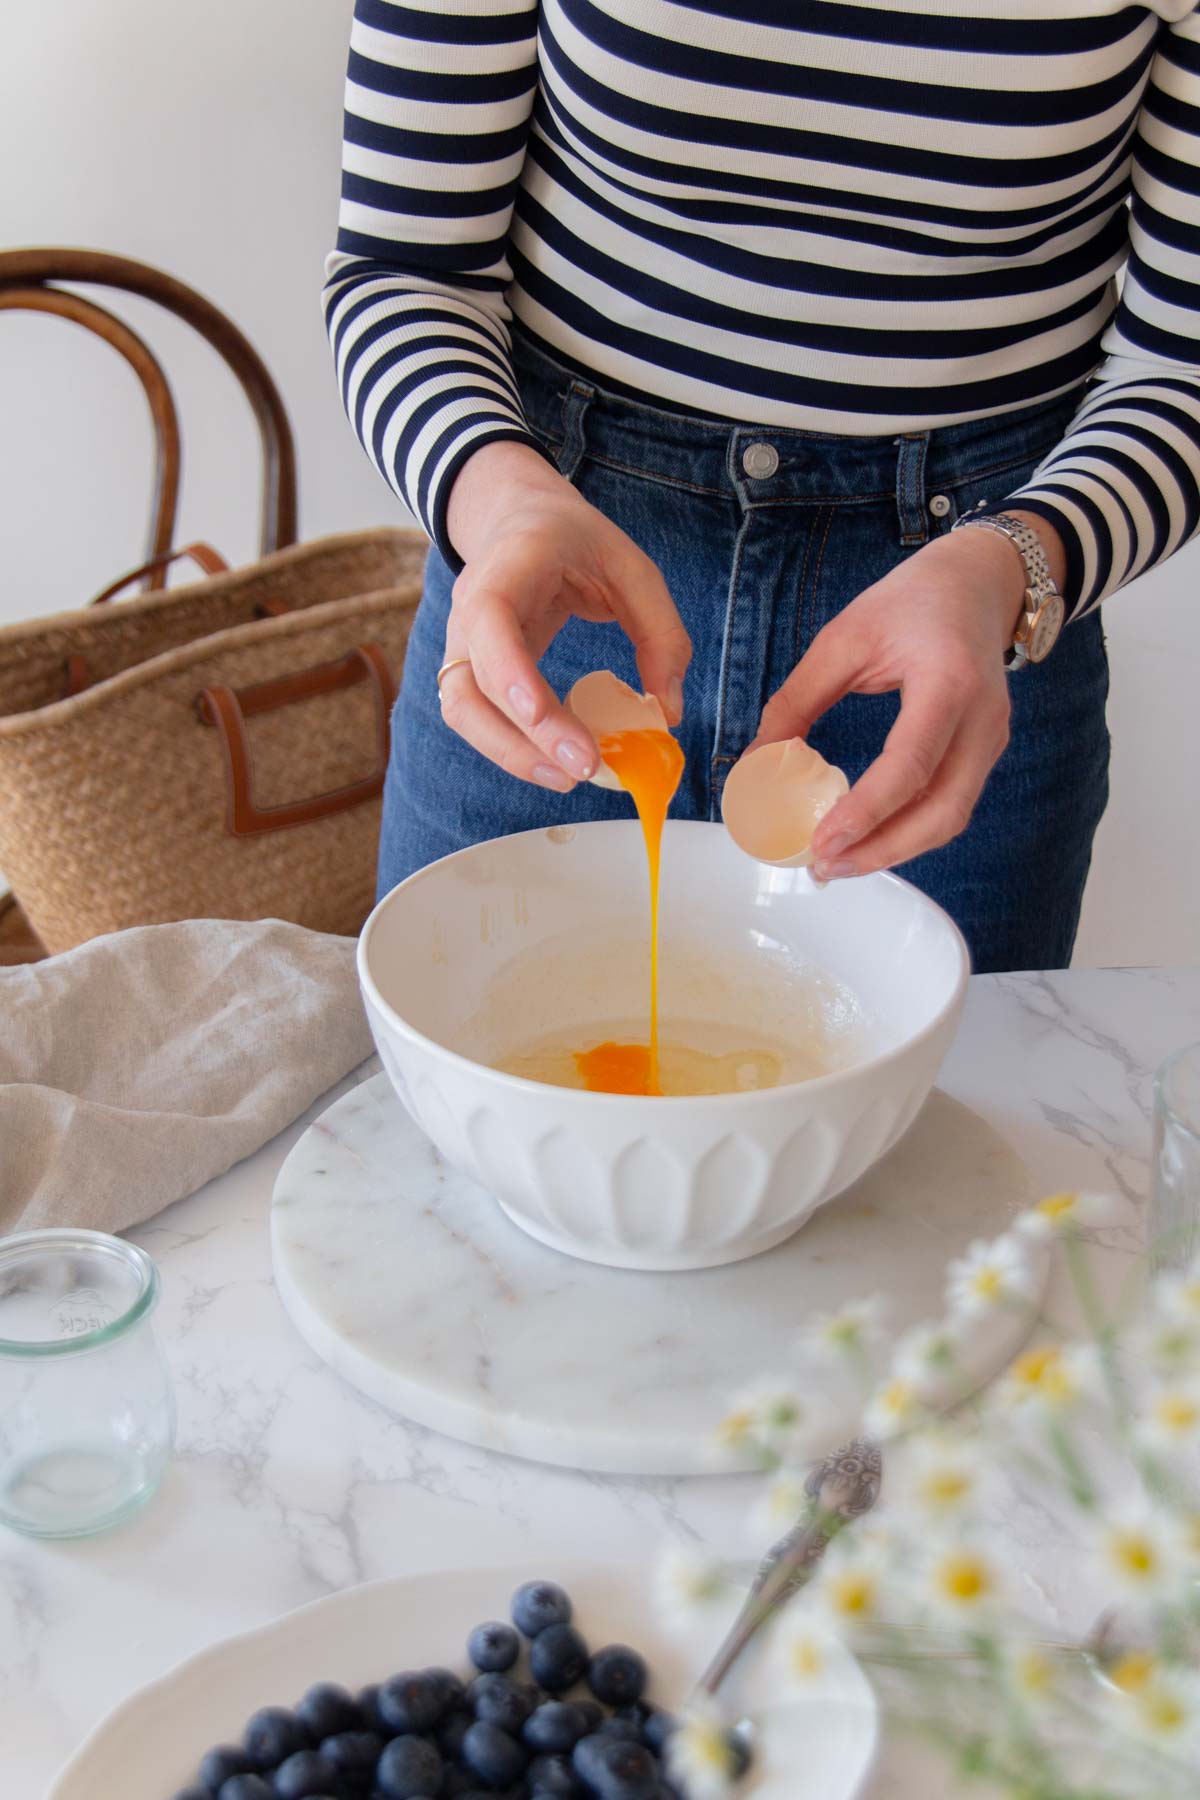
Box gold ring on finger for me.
[436,657,473,705]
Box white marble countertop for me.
[4,967,1199,1800]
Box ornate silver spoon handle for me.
[695,1438,883,1699]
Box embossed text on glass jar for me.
[0,1229,175,1538]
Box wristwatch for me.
[953,508,1065,670]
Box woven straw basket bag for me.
[0,250,427,958]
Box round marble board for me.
[271,1072,1048,1477]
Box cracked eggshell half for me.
[722,738,850,867]
[566,670,670,791]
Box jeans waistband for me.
[511,325,1085,540]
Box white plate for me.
[47,1563,878,1800]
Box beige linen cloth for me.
[0,918,374,1235]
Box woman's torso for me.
[508,0,1194,428]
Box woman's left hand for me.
[751,518,1064,881]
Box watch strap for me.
[953,508,1062,669]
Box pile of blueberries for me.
[170,1580,708,1800]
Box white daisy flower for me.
[1121,1668,1200,1758]
[896,1432,987,1522]
[863,1375,926,1442]
[666,1699,748,1800]
[1000,1638,1058,1710]
[946,1234,1039,1319]
[1131,1314,1200,1380]
[1171,1511,1200,1569]
[890,1320,962,1392]
[808,1534,891,1636]
[1016,1189,1121,1239]
[994,1342,1101,1416]
[798,1296,887,1366]
[712,1380,809,1467]
[1093,1504,1183,1602]
[1106,1649,1162,1697]
[770,1608,845,1693]
[655,1546,730,1636]
[1153,1261,1200,1326]
[925,1544,1004,1622]
[1138,1380,1200,1454]
[749,1466,812,1542]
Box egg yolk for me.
[573,727,684,1095]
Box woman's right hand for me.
[438,440,692,791]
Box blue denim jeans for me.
[379,329,1110,974]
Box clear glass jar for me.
[0,1229,175,1538]
[1150,1042,1200,1275]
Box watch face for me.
[1025,594,1065,663]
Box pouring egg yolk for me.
[578,727,685,1095]
[494,672,802,1098]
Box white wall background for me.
[2,0,1196,968]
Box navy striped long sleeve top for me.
[324,0,1200,618]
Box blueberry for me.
[427,1666,467,1713]
[528,1752,586,1797]
[642,1709,677,1756]
[441,1768,479,1799]
[469,1673,535,1734]
[727,1729,754,1779]
[272,1749,339,1798]
[469,1621,521,1673]
[358,1683,386,1733]
[219,1780,274,1800]
[200,1747,256,1789]
[614,1703,654,1738]
[572,1735,608,1786]
[378,1670,447,1735]
[572,1735,659,1800]
[512,1581,572,1638]
[592,1718,642,1744]
[244,1706,308,1770]
[462,1720,528,1788]
[321,1729,382,1789]
[375,1733,444,1799]
[524,1702,588,1755]
[295,1682,361,1741]
[575,1702,604,1733]
[529,1624,589,1694]
[587,1648,647,1709]
[439,1707,473,1757]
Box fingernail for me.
[813,858,858,881]
[556,739,594,778]
[533,763,573,792]
[665,675,684,721]
[816,829,857,860]
[508,684,537,724]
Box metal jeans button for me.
[742,442,779,479]
[929,493,952,519]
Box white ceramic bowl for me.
[359,821,968,1271]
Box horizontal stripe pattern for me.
[325,0,1200,613]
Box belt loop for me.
[895,432,930,548]
[556,379,595,481]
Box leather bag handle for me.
[0,283,182,588]
[89,542,230,606]
[195,642,396,837]
[0,247,298,554]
